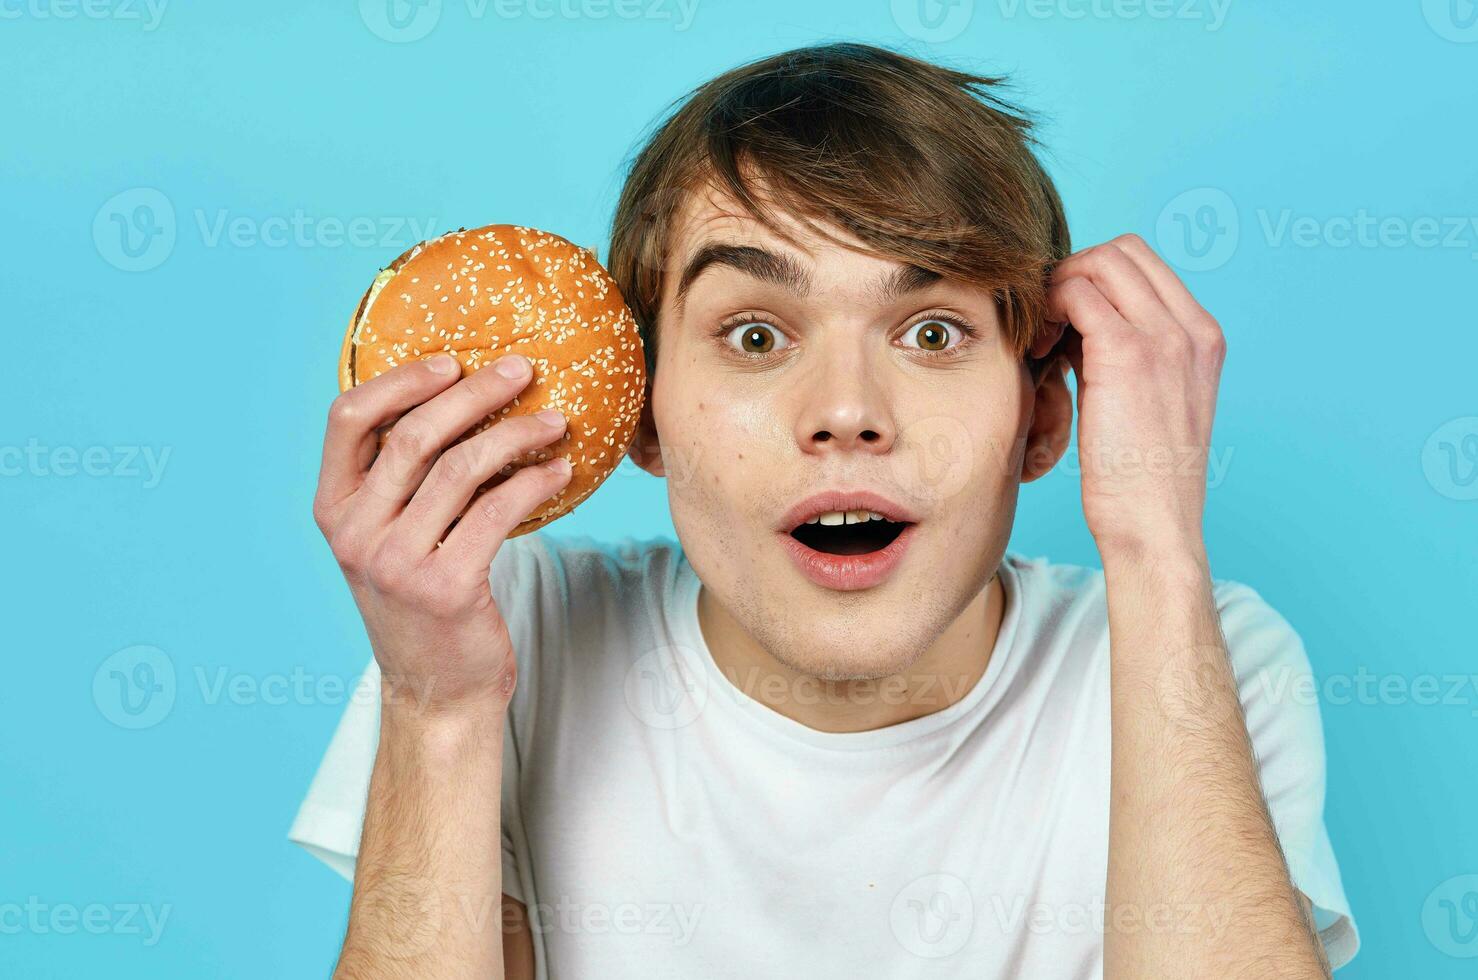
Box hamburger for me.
[339,224,647,537]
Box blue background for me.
[3,1,1475,976]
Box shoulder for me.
[495,530,688,697]
[497,531,686,615]
[523,530,686,583]
[1002,554,1315,690]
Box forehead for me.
[665,179,885,277]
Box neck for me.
[695,574,1006,734]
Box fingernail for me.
[547,457,572,476]
[428,354,459,375]
[495,354,530,378]
[535,409,565,426]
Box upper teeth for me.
[807,509,886,525]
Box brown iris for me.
[915,321,949,351]
[738,324,777,353]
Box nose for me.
[793,346,897,457]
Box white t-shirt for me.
[290,532,1359,978]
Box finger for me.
[1062,327,1086,413]
[438,458,573,571]
[397,409,568,551]
[1105,233,1213,328]
[1045,276,1135,345]
[358,353,536,525]
[1051,242,1175,333]
[317,354,464,514]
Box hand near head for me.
[312,353,573,714]
[1040,233,1227,560]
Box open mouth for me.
[789,515,912,556]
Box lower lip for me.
[778,522,918,592]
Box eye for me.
[901,317,965,355]
[722,319,791,356]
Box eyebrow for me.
[673,241,943,311]
[675,243,811,306]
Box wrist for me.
[379,675,509,755]
[1095,529,1209,580]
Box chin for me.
[769,630,927,683]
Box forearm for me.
[1101,543,1328,979]
[335,686,508,980]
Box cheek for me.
[652,365,779,521]
[902,369,1031,504]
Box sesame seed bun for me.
[339,224,647,538]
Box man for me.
[292,42,1358,978]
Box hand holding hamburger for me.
[339,223,646,536]
[312,223,646,708]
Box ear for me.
[624,386,666,478]
[1021,357,1073,483]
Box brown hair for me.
[607,41,1071,375]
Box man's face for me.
[632,183,1045,681]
